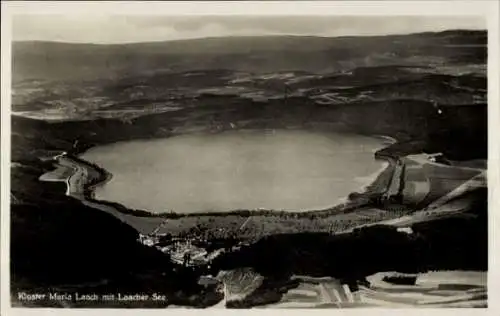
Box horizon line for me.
[11,28,487,46]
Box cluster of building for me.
[138,233,225,267]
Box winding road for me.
[39,150,486,237]
[39,154,165,234]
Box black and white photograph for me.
[1,1,498,312]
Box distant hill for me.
[11,29,487,162]
[12,30,486,82]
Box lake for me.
[81,129,388,213]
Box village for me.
[138,233,229,267]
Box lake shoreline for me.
[42,129,398,219]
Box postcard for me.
[1,1,498,315]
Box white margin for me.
[1,1,499,316]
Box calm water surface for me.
[81,129,387,213]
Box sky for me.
[12,15,486,44]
